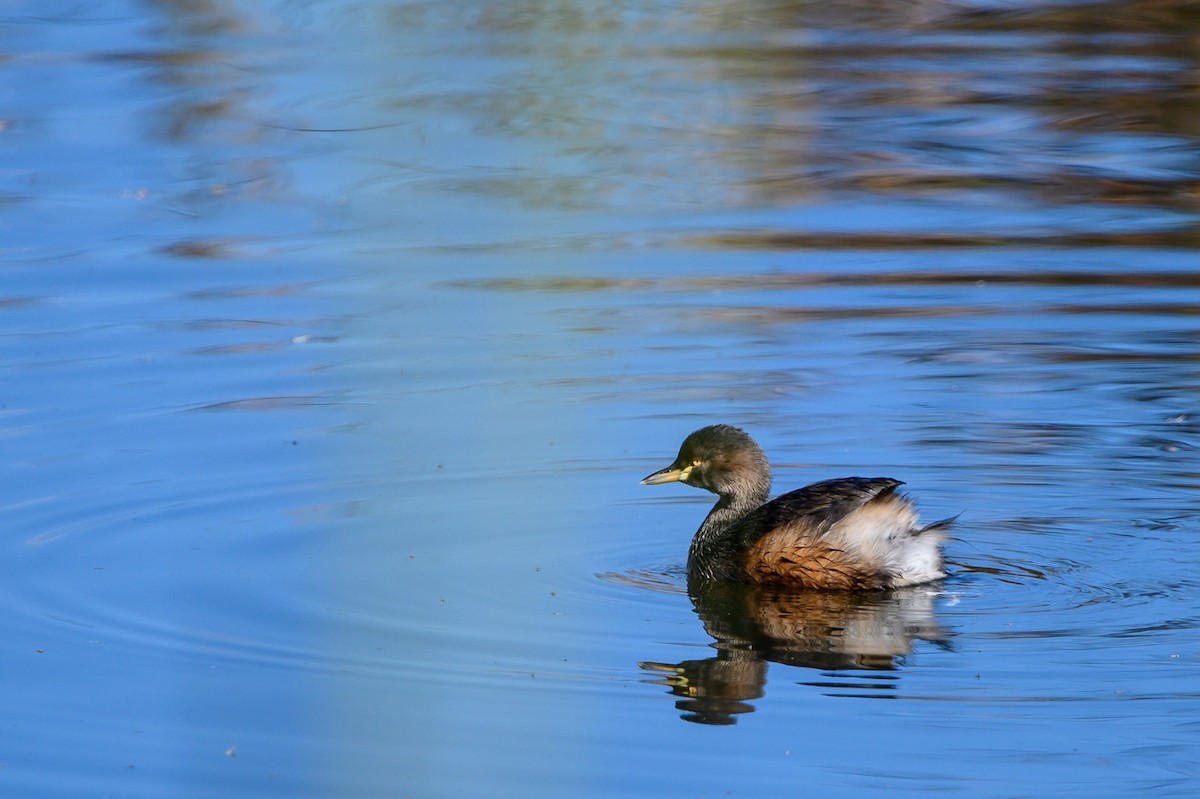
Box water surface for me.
[2,1,1199,797]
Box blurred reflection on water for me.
[641,582,950,724]
[367,0,1199,248]
[2,0,1199,797]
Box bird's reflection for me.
[640,581,950,724]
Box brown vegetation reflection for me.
[714,34,1200,207]
[640,581,949,725]
[397,0,1200,240]
[693,0,1200,220]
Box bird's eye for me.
[691,458,702,467]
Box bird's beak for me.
[641,464,691,485]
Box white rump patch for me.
[830,496,946,586]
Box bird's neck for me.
[688,478,770,580]
[696,491,763,540]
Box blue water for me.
[2,1,1199,797]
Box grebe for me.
[641,425,951,590]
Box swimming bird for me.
[641,425,951,590]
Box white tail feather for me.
[830,497,948,587]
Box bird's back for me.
[690,477,949,590]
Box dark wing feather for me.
[729,477,904,552]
